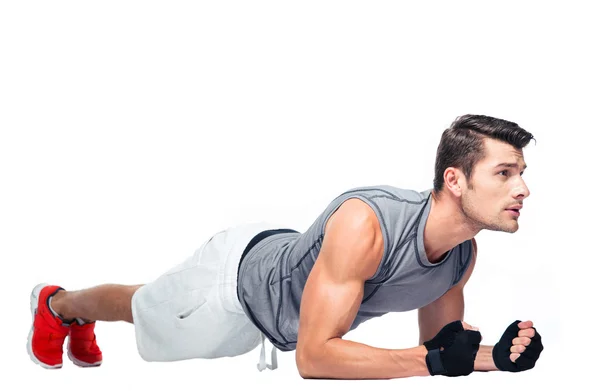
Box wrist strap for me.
[426,349,446,375]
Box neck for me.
[424,191,480,263]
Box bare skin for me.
[51,284,143,323]
[507,320,537,362]
[296,198,430,379]
[425,137,530,260]
[48,136,538,377]
[427,137,535,366]
[296,137,539,379]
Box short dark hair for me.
[433,114,535,194]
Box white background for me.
[1,1,597,389]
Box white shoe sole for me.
[27,283,103,368]
[27,283,62,369]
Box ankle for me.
[49,290,75,322]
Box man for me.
[27,114,543,378]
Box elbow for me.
[296,359,312,379]
[296,344,324,379]
[296,348,315,378]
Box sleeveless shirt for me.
[237,185,473,351]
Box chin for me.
[481,219,519,233]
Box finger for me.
[518,328,535,338]
[512,337,531,346]
[530,329,542,344]
[461,321,479,331]
[510,345,526,354]
[518,320,533,329]
[510,353,520,363]
[498,321,521,346]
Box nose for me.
[513,178,531,199]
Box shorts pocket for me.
[174,296,211,329]
[176,296,208,320]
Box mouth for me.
[506,208,521,217]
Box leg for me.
[132,223,274,363]
[50,284,144,323]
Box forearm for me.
[298,337,430,380]
[474,345,498,372]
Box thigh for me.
[131,228,262,362]
[174,290,262,359]
[133,280,261,362]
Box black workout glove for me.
[492,320,544,372]
[423,320,482,377]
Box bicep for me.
[296,198,383,358]
[296,256,365,354]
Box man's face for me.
[460,138,530,233]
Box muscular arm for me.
[417,238,498,372]
[295,198,430,380]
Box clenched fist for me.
[492,320,544,372]
[423,320,481,377]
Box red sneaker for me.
[27,283,72,369]
[67,321,103,367]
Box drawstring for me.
[257,333,278,371]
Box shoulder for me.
[325,197,382,251]
[337,184,426,201]
[327,197,378,226]
[321,197,384,281]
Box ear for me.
[443,167,464,196]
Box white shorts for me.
[131,221,284,364]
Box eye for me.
[499,170,508,176]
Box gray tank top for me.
[237,185,473,351]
